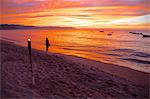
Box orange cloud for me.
[1,0,149,29]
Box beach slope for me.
[1,40,149,98]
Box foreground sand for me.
[1,40,149,98]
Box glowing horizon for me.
[1,0,150,29]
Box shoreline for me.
[1,40,149,98]
[57,53,149,86]
[2,39,149,86]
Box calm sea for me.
[0,29,150,73]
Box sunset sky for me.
[1,0,150,29]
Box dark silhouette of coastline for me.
[142,34,150,37]
[0,24,75,30]
[0,24,34,30]
[129,31,150,37]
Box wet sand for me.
[1,40,149,98]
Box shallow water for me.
[0,29,150,73]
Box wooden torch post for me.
[28,38,35,86]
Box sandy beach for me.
[1,40,149,98]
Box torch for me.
[28,38,35,86]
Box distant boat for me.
[142,34,150,37]
[107,34,112,36]
[100,31,104,32]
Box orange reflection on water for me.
[0,29,149,73]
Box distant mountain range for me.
[0,24,74,30]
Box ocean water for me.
[0,29,150,73]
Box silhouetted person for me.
[45,37,50,52]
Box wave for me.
[132,52,150,58]
[78,37,138,43]
[121,58,150,64]
[1,37,21,43]
[103,53,121,56]
[110,48,135,52]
